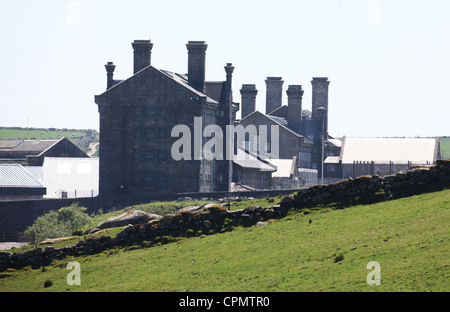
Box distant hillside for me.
[440,137,450,159]
[0,127,99,155]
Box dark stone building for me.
[95,40,237,198]
[237,77,340,179]
[0,137,88,166]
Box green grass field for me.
[1,188,449,292]
[440,137,450,159]
[0,128,87,145]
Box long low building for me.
[0,164,46,200]
[0,137,88,166]
[324,137,441,178]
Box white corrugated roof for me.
[266,159,295,177]
[41,157,99,198]
[324,156,340,164]
[0,164,44,188]
[233,148,277,172]
[341,137,438,164]
[328,138,342,148]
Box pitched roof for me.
[0,164,44,188]
[0,139,59,153]
[158,69,218,104]
[340,137,439,164]
[233,147,277,172]
[240,110,306,140]
[97,65,219,105]
[266,158,296,177]
[268,105,312,120]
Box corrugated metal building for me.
[41,157,99,198]
[232,147,276,190]
[0,164,46,199]
[266,157,299,189]
[325,137,441,178]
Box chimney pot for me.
[240,84,258,119]
[311,77,330,138]
[286,85,304,132]
[186,41,208,93]
[105,61,116,90]
[132,39,153,74]
[265,77,284,114]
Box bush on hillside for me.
[24,204,92,246]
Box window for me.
[157,149,166,161]
[144,172,154,185]
[145,128,155,140]
[157,173,166,184]
[145,150,155,161]
[158,106,166,117]
[134,105,143,117]
[327,165,336,173]
[134,127,143,139]
[158,127,166,140]
[133,173,142,185]
[133,150,142,162]
[146,103,157,117]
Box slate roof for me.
[0,139,59,153]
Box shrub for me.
[24,204,92,245]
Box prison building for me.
[95,40,238,198]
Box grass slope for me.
[440,137,450,159]
[1,189,449,292]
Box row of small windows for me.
[134,104,166,118]
[134,127,167,140]
[133,149,167,162]
[133,172,166,185]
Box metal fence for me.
[0,231,27,243]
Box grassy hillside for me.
[1,189,449,292]
[0,127,98,154]
[440,137,450,159]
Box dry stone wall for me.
[278,160,450,209]
[1,160,449,272]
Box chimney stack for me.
[286,85,304,132]
[105,62,116,90]
[311,77,330,138]
[186,41,208,93]
[132,40,153,74]
[265,77,284,115]
[240,84,258,119]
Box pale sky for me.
[0,0,449,138]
